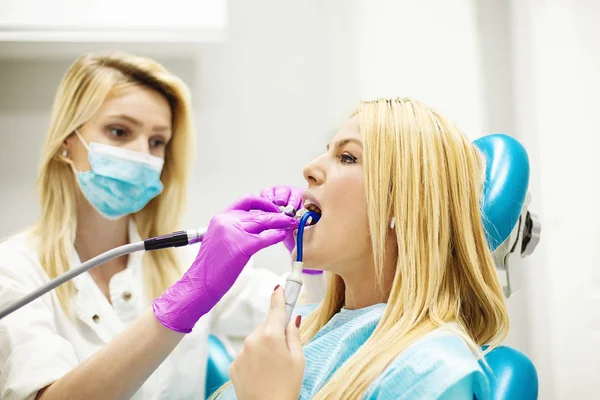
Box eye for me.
[108,127,128,138]
[340,152,358,164]
[150,137,167,148]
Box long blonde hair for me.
[33,52,195,313]
[300,98,508,398]
[212,97,508,399]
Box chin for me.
[295,228,332,267]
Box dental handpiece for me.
[0,228,207,320]
[283,209,320,327]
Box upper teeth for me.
[303,199,316,207]
[303,199,321,214]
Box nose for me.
[128,136,151,155]
[303,156,325,186]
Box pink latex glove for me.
[259,185,304,253]
[152,195,299,333]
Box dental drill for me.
[282,208,321,327]
[0,229,206,320]
[0,207,320,324]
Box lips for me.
[303,199,322,217]
[295,192,322,226]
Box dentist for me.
[0,52,303,400]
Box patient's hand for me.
[229,286,305,400]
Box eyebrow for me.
[107,114,171,132]
[326,138,363,152]
[107,114,143,127]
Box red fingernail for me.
[295,315,302,328]
[274,285,280,291]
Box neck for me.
[75,197,130,262]
[74,194,132,302]
[338,236,398,310]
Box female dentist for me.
[0,52,304,400]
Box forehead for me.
[330,114,361,143]
[97,86,172,126]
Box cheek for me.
[68,140,91,172]
[325,175,369,243]
[328,174,365,217]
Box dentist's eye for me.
[340,153,357,164]
[150,137,166,148]
[108,127,128,138]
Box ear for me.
[60,135,74,159]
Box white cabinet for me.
[0,0,227,57]
[0,0,227,42]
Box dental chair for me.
[474,134,540,400]
[206,334,235,398]
[204,134,541,400]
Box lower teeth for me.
[295,208,308,219]
[295,208,319,225]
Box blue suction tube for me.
[295,211,321,262]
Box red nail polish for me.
[274,285,280,291]
[295,315,302,328]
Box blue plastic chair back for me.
[205,334,234,399]
[474,134,537,399]
[473,134,530,252]
[480,346,539,400]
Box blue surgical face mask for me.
[72,130,164,220]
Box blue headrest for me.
[481,346,539,400]
[473,134,530,252]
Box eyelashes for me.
[339,152,358,164]
[106,126,167,148]
[149,138,167,148]
[108,126,128,138]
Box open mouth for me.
[296,199,322,226]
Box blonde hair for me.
[33,52,195,313]
[212,97,508,399]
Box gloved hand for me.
[260,185,304,253]
[152,195,299,333]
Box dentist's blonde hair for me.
[299,97,509,398]
[34,52,194,313]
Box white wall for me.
[509,0,600,398]
[350,0,487,140]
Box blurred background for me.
[0,0,598,398]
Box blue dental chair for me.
[205,134,540,399]
[474,134,540,400]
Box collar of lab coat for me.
[68,218,144,342]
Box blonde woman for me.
[0,53,301,400]
[216,98,509,399]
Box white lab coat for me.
[0,220,285,400]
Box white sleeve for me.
[0,248,78,400]
[209,257,287,339]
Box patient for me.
[216,97,509,399]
